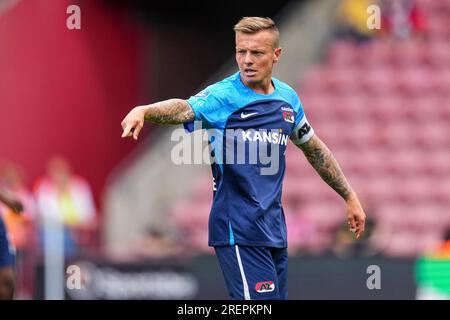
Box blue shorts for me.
[214,245,288,300]
[0,218,15,268]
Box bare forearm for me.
[142,99,194,125]
[297,135,354,200]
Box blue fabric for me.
[0,217,15,268]
[214,245,288,300]
[184,72,312,248]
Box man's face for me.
[235,30,281,89]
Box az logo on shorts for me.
[255,281,275,293]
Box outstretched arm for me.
[121,99,195,140]
[295,134,366,239]
[0,189,23,214]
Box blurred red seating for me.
[298,203,345,232]
[360,67,396,96]
[425,42,450,68]
[396,68,434,96]
[327,41,359,67]
[357,41,393,67]
[390,41,427,67]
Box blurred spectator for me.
[0,162,37,248]
[329,194,380,258]
[132,226,186,259]
[430,228,450,259]
[330,217,378,258]
[0,161,36,299]
[380,0,426,40]
[334,0,377,43]
[34,156,97,258]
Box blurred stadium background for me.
[0,0,449,299]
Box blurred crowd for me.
[0,156,98,298]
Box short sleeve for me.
[183,85,225,132]
[290,93,314,145]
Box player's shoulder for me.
[273,77,300,102]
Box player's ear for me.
[273,47,282,64]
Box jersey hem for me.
[209,240,287,248]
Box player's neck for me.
[244,77,275,95]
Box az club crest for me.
[283,111,294,123]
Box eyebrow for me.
[236,47,266,51]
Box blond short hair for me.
[233,17,279,48]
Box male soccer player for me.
[121,17,366,300]
[0,188,23,299]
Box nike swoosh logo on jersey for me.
[241,112,258,119]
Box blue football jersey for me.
[184,72,314,248]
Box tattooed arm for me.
[297,134,353,200]
[295,134,366,238]
[121,99,195,140]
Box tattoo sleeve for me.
[296,134,353,200]
[144,99,195,125]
